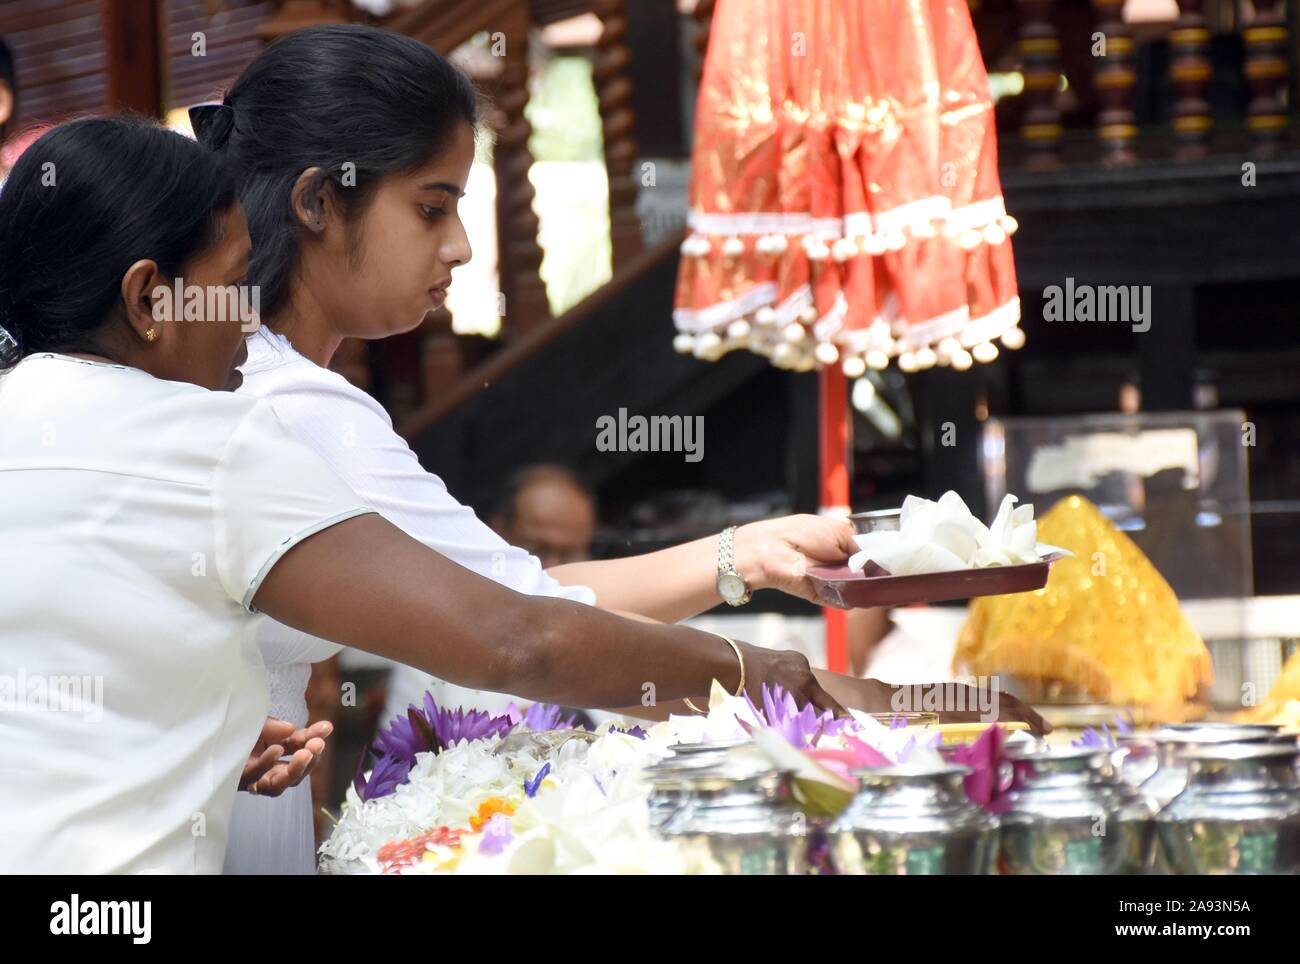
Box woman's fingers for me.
[833,519,859,559]
[241,719,331,795]
[240,743,284,790]
[804,679,848,718]
[258,717,297,744]
[1003,694,1051,736]
[282,720,333,752]
[792,515,857,563]
[248,747,320,797]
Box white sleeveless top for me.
[225,330,596,874]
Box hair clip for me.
[188,101,236,150]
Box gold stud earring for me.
[144,328,159,343]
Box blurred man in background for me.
[491,464,596,568]
[374,463,599,739]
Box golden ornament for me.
[1235,648,1300,733]
[954,495,1213,717]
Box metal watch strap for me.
[717,525,751,606]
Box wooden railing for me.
[260,0,647,343]
[257,0,1297,429]
[255,0,654,423]
[1001,0,1292,166]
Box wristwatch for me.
[715,525,752,607]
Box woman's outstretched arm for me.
[247,376,857,624]
[252,513,844,713]
[548,514,860,622]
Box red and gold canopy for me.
[674,0,1023,374]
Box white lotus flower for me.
[848,490,1062,575]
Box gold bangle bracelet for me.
[683,631,746,713]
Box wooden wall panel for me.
[1,1,107,127]
[163,1,275,110]
[0,1,275,127]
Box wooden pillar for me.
[1091,0,1137,165]
[492,8,551,336]
[593,0,644,266]
[1018,0,1064,166]
[1243,0,1289,152]
[1168,0,1213,159]
[102,0,163,117]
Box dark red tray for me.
[807,552,1068,609]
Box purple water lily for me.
[744,683,849,749]
[352,752,412,803]
[354,692,517,802]
[1073,724,1114,750]
[478,813,514,856]
[522,702,582,732]
[1073,712,1134,751]
[523,762,552,798]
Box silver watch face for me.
[717,572,747,601]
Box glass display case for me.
[980,411,1282,710]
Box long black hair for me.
[197,24,479,324]
[0,116,237,368]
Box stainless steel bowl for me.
[1156,742,1300,874]
[997,745,1154,875]
[830,763,997,874]
[658,767,810,875]
[848,509,902,535]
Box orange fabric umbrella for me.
[674,0,1022,374]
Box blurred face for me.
[496,479,596,569]
[148,205,253,391]
[116,204,253,392]
[327,121,475,339]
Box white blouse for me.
[225,329,596,874]
[0,354,374,873]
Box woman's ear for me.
[120,259,168,345]
[291,167,336,235]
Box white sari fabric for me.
[224,330,596,874]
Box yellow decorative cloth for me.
[1236,650,1300,732]
[954,495,1213,717]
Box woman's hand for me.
[931,684,1051,736]
[740,644,847,717]
[240,718,333,797]
[812,673,1051,736]
[733,514,858,605]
